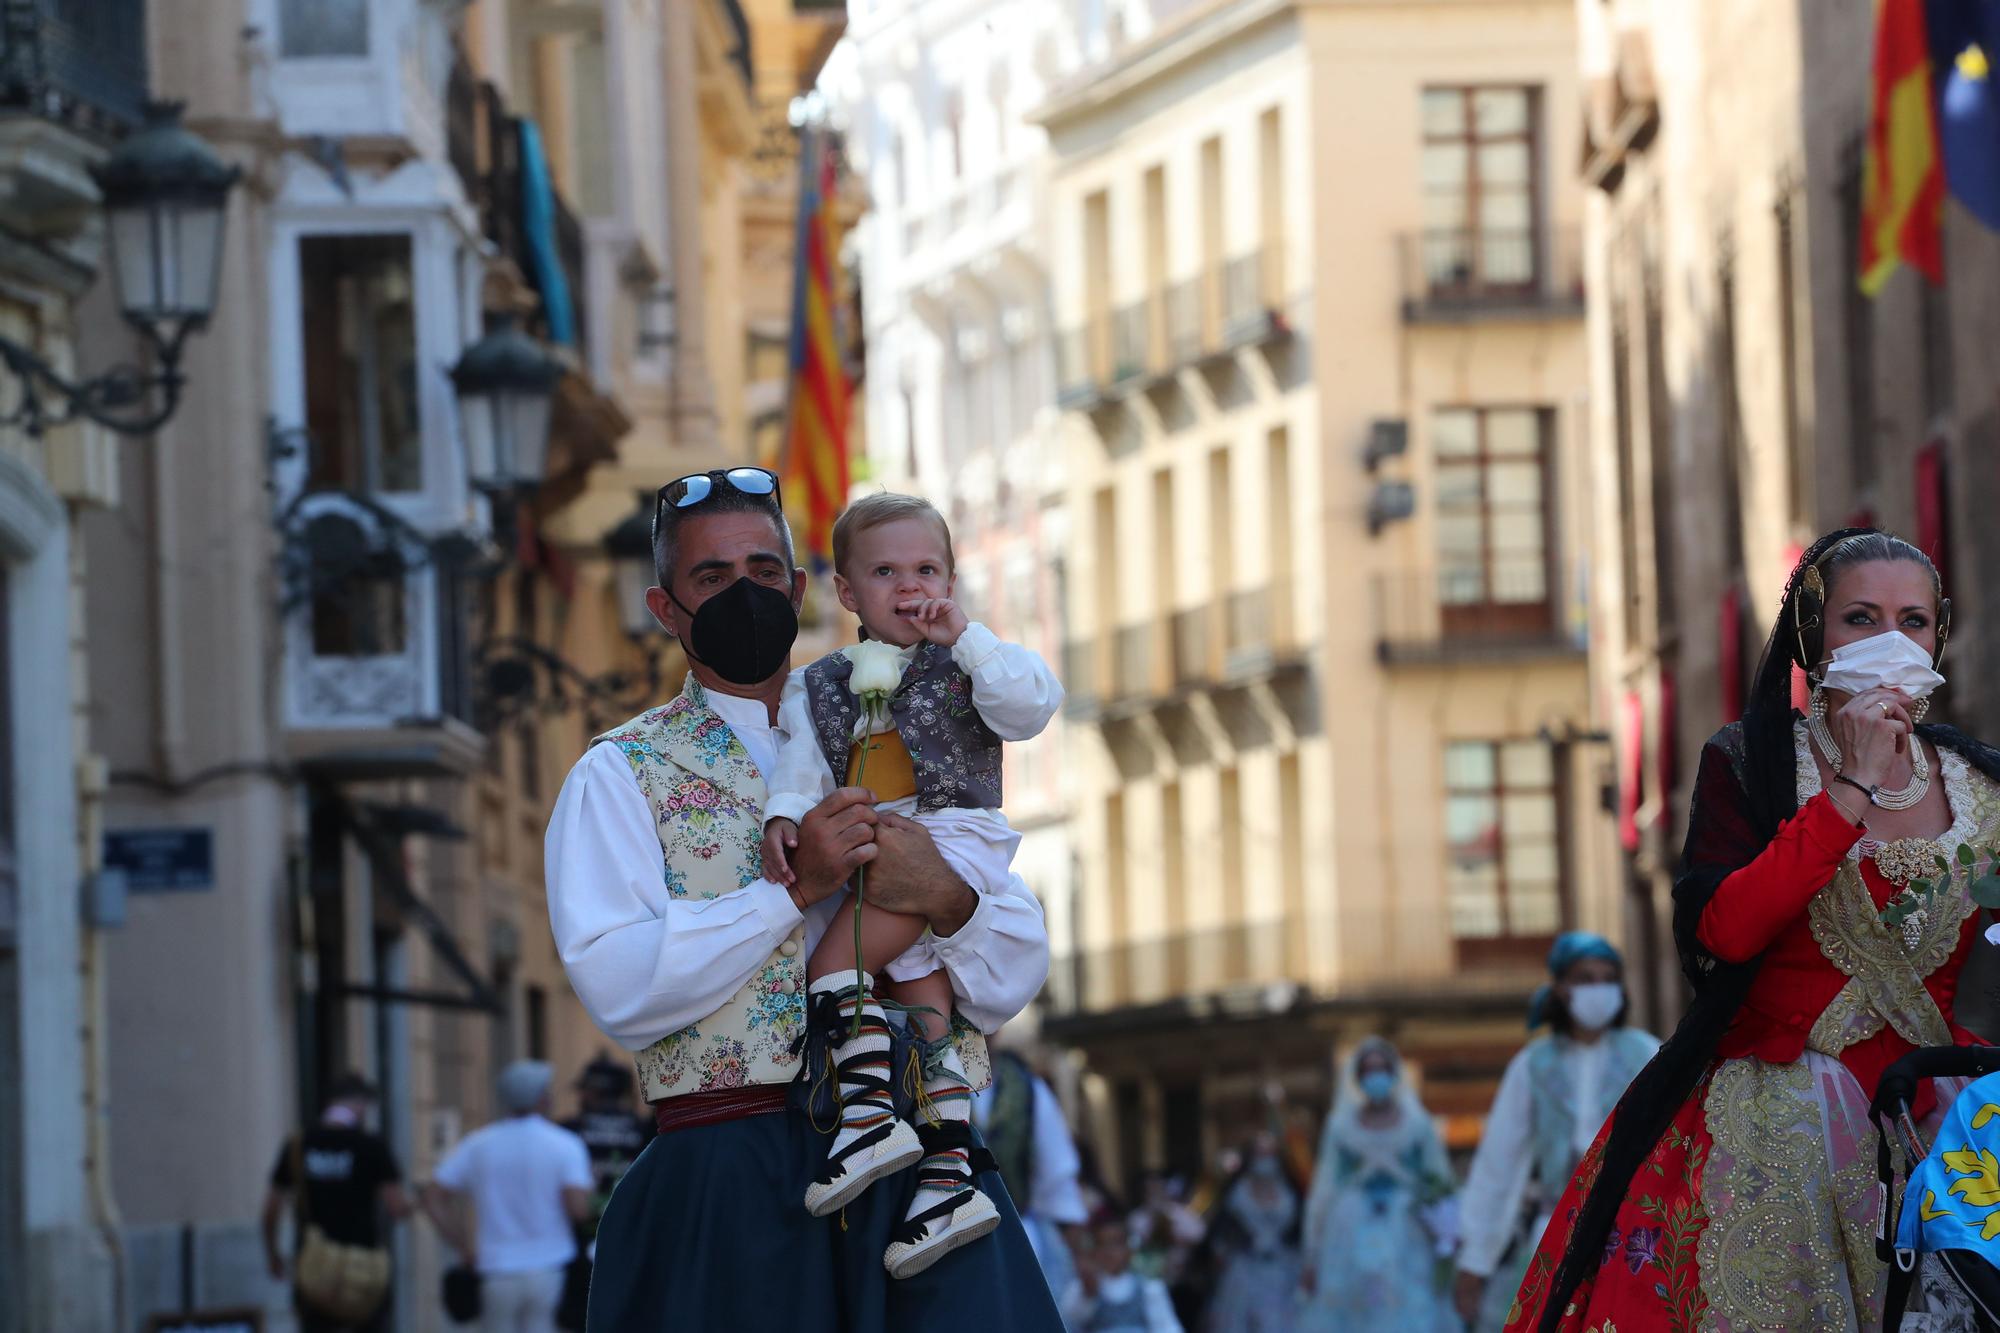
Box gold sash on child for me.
[847,728,919,804]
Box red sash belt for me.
[651,1084,788,1135]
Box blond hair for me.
[831,492,955,576]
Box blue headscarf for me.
[1527,931,1624,1029]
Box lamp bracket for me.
[0,320,190,439]
[475,634,665,732]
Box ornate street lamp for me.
[0,102,240,437]
[451,313,562,495]
[603,491,662,638]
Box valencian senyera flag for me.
[1862,0,1946,293]
[774,128,852,571]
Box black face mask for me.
[671,576,799,685]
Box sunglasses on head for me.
[652,467,783,541]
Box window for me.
[1420,87,1542,292]
[1433,407,1553,632]
[311,571,406,657]
[1445,740,1563,960]
[281,0,368,57]
[301,234,423,493]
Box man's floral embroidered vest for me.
[593,675,988,1102]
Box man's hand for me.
[863,812,978,936]
[898,597,969,647]
[789,788,880,908]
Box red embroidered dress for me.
[1505,724,2000,1333]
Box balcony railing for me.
[1226,581,1302,669]
[0,0,148,133]
[1110,300,1156,387]
[1171,604,1221,688]
[1399,226,1585,321]
[1063,636,1100,716]
[1056,316,1111,410]
[1113,620,1172,701]
[1374,567,1582,664]
[1222,247,1289,346]
[1057,256,1288,413]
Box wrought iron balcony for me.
[1399,226,1584,322]
[1109,299,1158,389]
[1055,317,1111,411]
[1171,604,1220,689]
[1373,567,1583,665]
[1221,247,1289,347]
[0,0,148,134]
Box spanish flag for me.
[1861,0,1945,293]
[776,128,851,570]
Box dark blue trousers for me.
[586,1100,1066,1332]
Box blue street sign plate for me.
[104,828,215,893]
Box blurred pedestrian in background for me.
[972,1043,1090,1304]
[1297,1037,1460,1332]
[1201,1131,1300,1333]
[261,1072,409,1333]
[422,1060,594,1333]
[1452,933,1657,1331]
[561,1052,655,1245]
[1062,1209,1186,1332]
[1128,1170,1208,1321]
[557,1054,656,1328]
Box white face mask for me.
[1567,982,1624,1031]
[1818,630,1945,700]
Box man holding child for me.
[544,467,1065,1331]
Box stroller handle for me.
[1870,1044,2000,1123]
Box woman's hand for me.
[1454,1270,1485,1323]
[1828,686,1915,788]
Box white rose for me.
[844,639,907,699]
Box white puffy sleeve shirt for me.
[544,686,1052,1051]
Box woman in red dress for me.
[1506,529,2000,1333]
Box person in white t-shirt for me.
[423,1060,595,1333]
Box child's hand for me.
[761,818,800,885]
[898,597,969,646]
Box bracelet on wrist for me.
[1832,773,1878,804]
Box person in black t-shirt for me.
[560,1054,656,1243]
[262,1073,411,1332]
